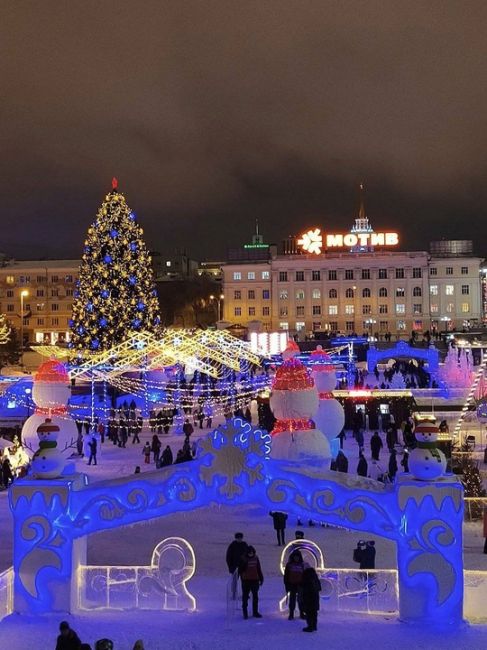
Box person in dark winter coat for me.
[226,532,249,574]
[357,453,368,477]
[56,621,82,650]
[151,435,161,463]
[353,540,376,569]
[335,450,348,473]
[160,445,173,467]
[401,450,409,473]
[270,510,288,546]
[238,546,263,619]
[301,567,321,632]
[370,431,383,461]
[388,449,398,482]
[284,549,305,620]
[88,437,97,466]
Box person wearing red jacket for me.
[238,546,264,619]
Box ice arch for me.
[9,418,463,624]
[367,340,439,375]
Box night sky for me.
[2,1,487,260]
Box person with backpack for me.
[283,549,306,620]
[238,546,263,619]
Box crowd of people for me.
[332,415,421,483]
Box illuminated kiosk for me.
[9,418,463,625]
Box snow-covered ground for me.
[1,421,487,648]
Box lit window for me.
[446,303,454,313]
[328,305,338,315]
[248,272,255,280]
[430,304,438,313]
[312,322,321,331]
[397,320,406,330]
[262,271,270,280]
[166,261,171,267]
[446,285,454,295]
[462,303,470,313]
[396,287,405,297]
[279,289,288,300]
[296,290,305,300]
[312,289,321,299]
[430,285,438,296]
[396,304,405,314]
[279,321,289,330]
[345,304,354,315]
[233,272,241,280]
[6,276,14,284]
[296,321,305,332]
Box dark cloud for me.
[1,1,487,259]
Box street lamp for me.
[209,294,224,320]
[20,289,29,370]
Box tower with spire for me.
[350,183,375,252]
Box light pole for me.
[210,294,224,321]
[20,289,29,370]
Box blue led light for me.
[103,254,112,264]
[129,276,137,285]
[99,317,108,327]
[132,318,141,328]
[101,290,109,299]
[91,339,100,349]
[137,301,146,311]
[77,326,85,334]
[86,302,94,312]
[110,229,118,238]
[129,211,136,220]
[130,242,138,252]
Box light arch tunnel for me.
[9,418,463,624]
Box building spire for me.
[255,218,259,236]
[358,182,366,220]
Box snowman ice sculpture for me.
[311,346,345,444]
[408,421,446,481]
[31,418,65,479]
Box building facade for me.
[222,221,484,337]
[0,260,80,344]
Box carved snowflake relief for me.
[198,418,270,499]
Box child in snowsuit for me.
[142,442,151,464]
[301,567,321,632]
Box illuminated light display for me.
[366,339,439,376]
[9,419,464,625]
[79,537,196,612]
[297,227,399,255]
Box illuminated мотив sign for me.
[297,228,399,255]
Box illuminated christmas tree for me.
[0,313,10,345]
[69,179,161,352]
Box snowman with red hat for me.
[408,420,446,480]
[31,418,65,479]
